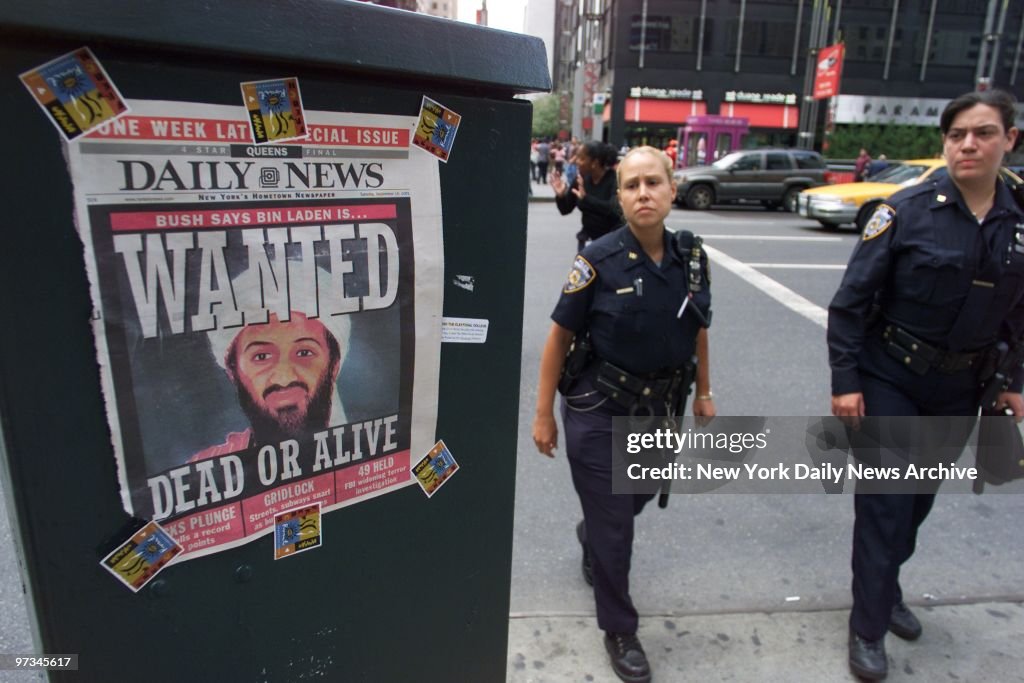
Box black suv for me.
[673,149,828,212]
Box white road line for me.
[690,234,845,242]
[703,244,829,329]
[669,217,828,226]
[746,263,846,270]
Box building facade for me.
[354,0,419,10]
[419,0,458,20]
[353,0,456,20]
[554,0,1024,154]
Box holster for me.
[974,407,1024,493]
[976,341,1015,412]
[558,333,592,395]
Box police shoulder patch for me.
[862,204,895,241]
[563,255,596,293]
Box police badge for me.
[862,204,895,241]
[563,255,596,293]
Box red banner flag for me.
[813,44,845,100]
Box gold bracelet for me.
[696,392,713,401]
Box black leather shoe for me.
[848,630,887,680]
[576,521,593,586]
[604,632,652,683]
[888,601,922,641]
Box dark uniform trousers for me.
[562,394,656,634]
[850,336,978,641]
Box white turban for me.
[206,260,351,427]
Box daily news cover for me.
[65,100,443,559]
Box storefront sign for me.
[835,94,948,126]
[724,91,797,105]
[629,86,703,101]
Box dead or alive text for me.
[147,415,399,519]
[114,224,398,338]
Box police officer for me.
[533,146,715,683]
[827,89,1024,680]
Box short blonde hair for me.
[616,146,674,187]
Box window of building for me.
[918,28,984,66]
[629,14,709,53]
[846,22,902,62]
[727,19,796,58]
[932,0,990,15]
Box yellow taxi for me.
[797,158,946,230]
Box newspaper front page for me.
[66,100,443,559]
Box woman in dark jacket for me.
[828,89,1023,680]
[535,147,715,683]
[552,141,622,252]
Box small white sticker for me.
[453,274,475,292]
[441,317,489,344]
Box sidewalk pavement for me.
[528,179,557,202]
[507,600,1024,682]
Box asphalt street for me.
[1,199,1023,682]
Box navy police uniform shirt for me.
[828,173,1024,396]
[552,225,710,376]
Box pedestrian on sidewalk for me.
[552,141,621,253]
[530,139,540,183]
[827,88,1024,681]
[865,153,889,179]
[536,138,551,184]
[533,146,716,683]
[854,147,872,181]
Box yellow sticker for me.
[411,95,462,163]
[862,204,895,241]
[274,503,322,560]
[240,77,308,145]
[19,47,130,141]
[563,255,596,293]
[100,520,182,593]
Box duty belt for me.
[882,324,982,375]
[594,361,688,410]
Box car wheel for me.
[783,186,803,213]
[856,202,879,232]
[686,185,714,210]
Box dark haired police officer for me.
[534,147,714,683]
[828,89,1024,680]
